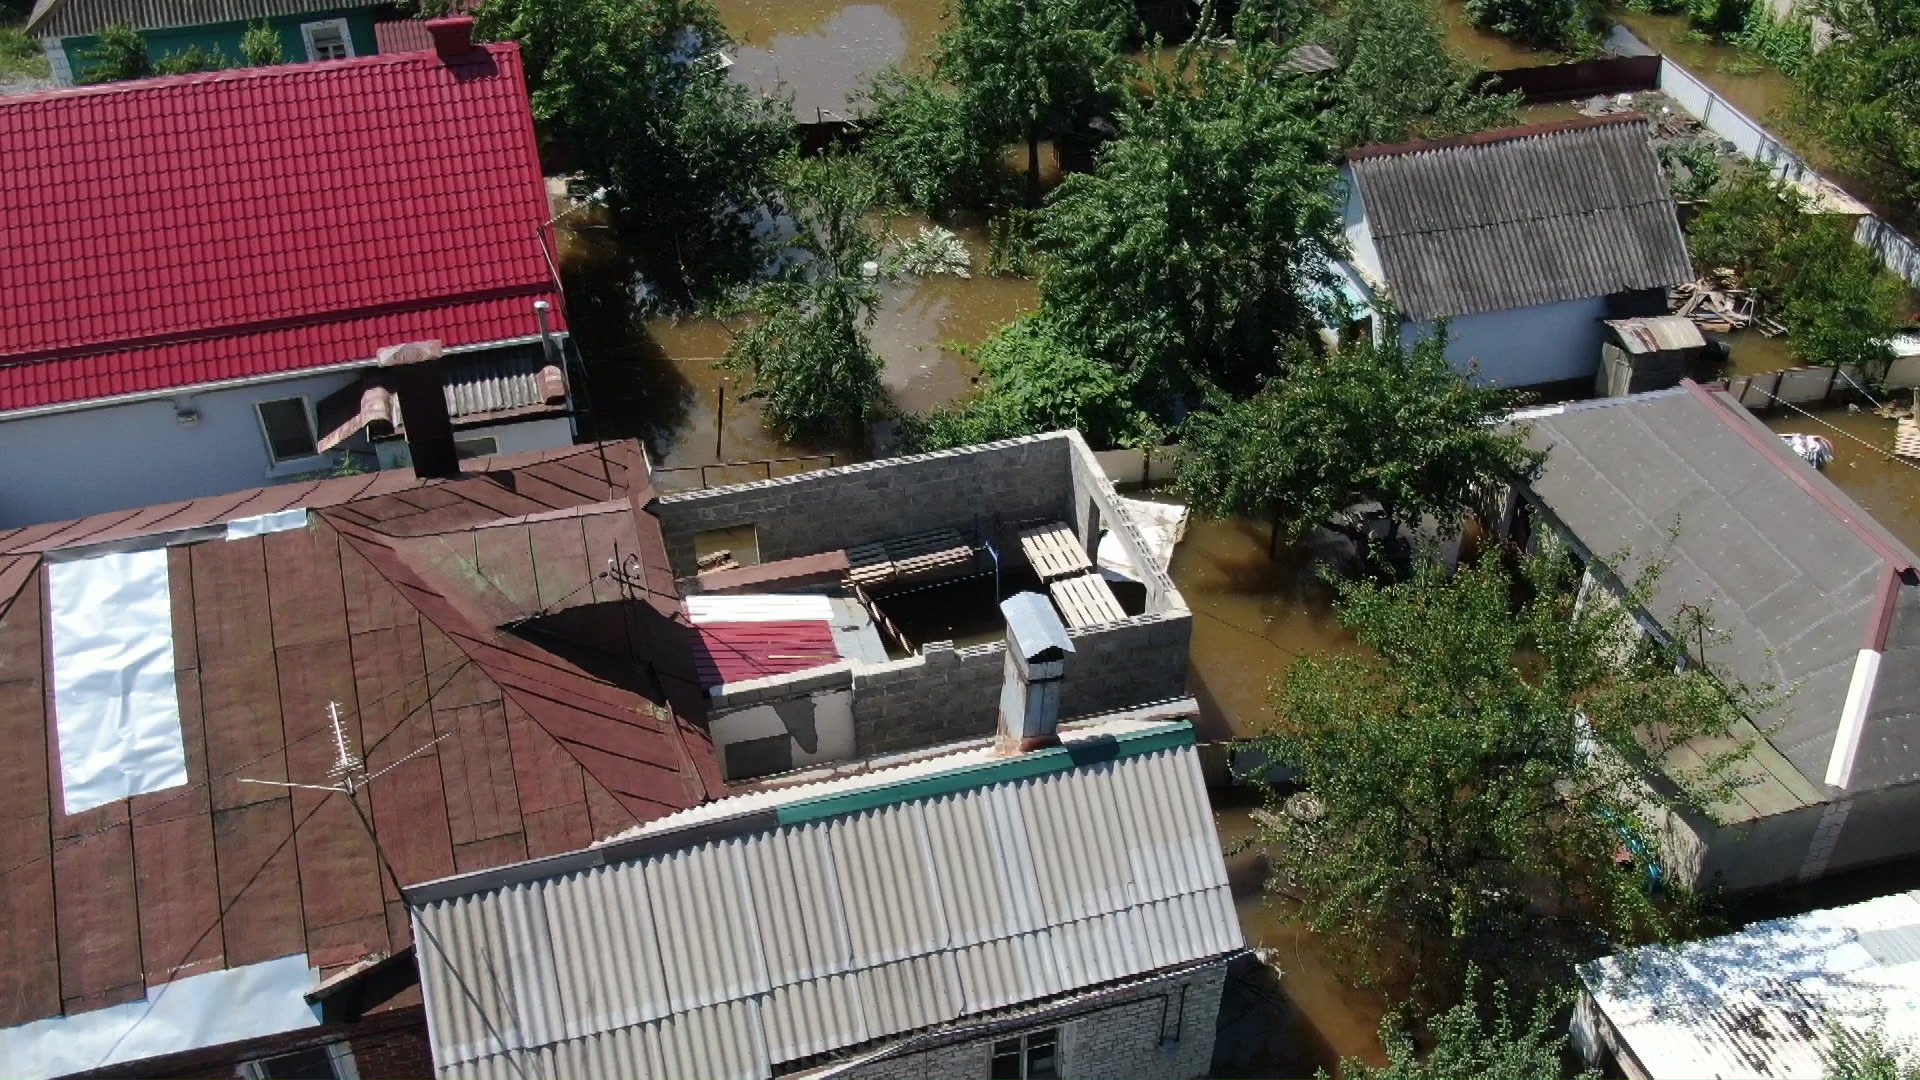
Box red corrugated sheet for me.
[0,44,562,413]
[691,620,842,688]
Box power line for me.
[1742,383,1920,475]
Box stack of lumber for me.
[1016,521,1093,583]
[1047,572,1126,629]
[1671,275,1759,334]
[845,527,975,589]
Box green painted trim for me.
[775,722,1197,826]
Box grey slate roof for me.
[409,712,1242,1079]
[1519,385,1920,813]
[1349,116,1693,322]
[29,0,383,38]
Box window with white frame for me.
[238,1041,357,1079]
[256,396,318,463]
[300,19,353,61]
[989,1028,1060,1080]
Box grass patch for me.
[0,23,50,82]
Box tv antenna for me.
[241,702,447,796]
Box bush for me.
[79,24,148,82]
[1728,4,1812,75]
[240,21,284,66]
[1791,0,1920,210]
[151,43,231,74]
[859,69,1012,215]
[1463,0,1606,55]
[0,24,48,80]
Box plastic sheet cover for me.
[0,954,320,1078]
[1098,497,1190,584]
[48,547,187,815]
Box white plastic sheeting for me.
[1098,497,1189,584]
[0,954,321,1078]
[686,594,835,624]
[48,548,187,815]
[225,507,309,539]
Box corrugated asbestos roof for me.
[1519,384,1920,812]
[411,719,1242,1079]
[0,44,562,413]
[1348,116,1693,321]
[1581,889,1920,1078]
[28,0,384,36]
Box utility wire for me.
[1745,383,1920,476]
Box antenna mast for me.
[241,701,446,796]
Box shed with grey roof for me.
[407,711,1243,1079]
[1511,382,1920,892]
[1337,115,1692,389]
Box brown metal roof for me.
[1347,115,1693,321]
[0,441,722,1032]
[1606,315,1707,355]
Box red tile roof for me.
[0,441,725,1031]
[0,44,562,414]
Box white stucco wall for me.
[1338,166,1385,288]
[1402,295,1609,388]
[711,687,857,780]
[0,371,363,528]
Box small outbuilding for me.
[1337,115,1694,389]
[1596,315,1709,397]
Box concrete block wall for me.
[654,435,1076,576]
[849,612,1192,758]
[829,962,1228,1080]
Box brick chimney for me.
[377,340,459,480]
[996,592,1075,754]
[426,15,477,61]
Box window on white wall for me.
[256,397,318,463]
[300,19,352,61]
[238,1042,357,1079]
[990,1029,1059,1080]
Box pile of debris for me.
[1670,272,1789,336]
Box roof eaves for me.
[1345,111,1647,162]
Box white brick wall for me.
[828,963,1229,1080]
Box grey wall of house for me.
[1654,778,1920,893]
[654,435,1077,576]
[708,610,1193,769]
[826,962,1228,1080]
[0,370,362,528]
[1403,296,1609,389]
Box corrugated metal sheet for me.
[1349,117,1692,322]
[29,0,383,36]
[1606,316,1706,355]
[1582,889,1920,1079]
[412,736,1240,1078]
[0,46,562,413]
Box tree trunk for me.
[1269,511,1283,559]
[1026,129,1042,208]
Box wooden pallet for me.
[1016,521,1092,582]
[1048,572,1126,629]
[1895,418,1920,461]
[845,527,974,588]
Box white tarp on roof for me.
[48,547,187,815]
[686,594,835,624]
[0,953,321,1078]
[1099,496,1189,583]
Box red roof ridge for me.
[0,41,522,110]
[1346,111,1646,162]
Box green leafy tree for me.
[1825,1023,1920,1080]
[1687,164,1810,303]
[1252,548,1761,996]
[898,314,1158,451]
[1036,44,1342,403]
[1464,0,1606,56]
[1175,332,1541,553]
[79,24,148,82]
[151,43,230,74]
[1791,0,1920,208]
[1344,969,1585,1079]
[240,20,285,66]
[859,69,1011,214]
[1777,219,1908,379]
[723,155,884,441]
[477,0,795,304]
[1316,0,1520,148]
[930,0,1133,205]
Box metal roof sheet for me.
[1582,889,1920,1079]
[1348,116,1693,321]
[0,46,561,413]
[1606,315,1707,355]
[410,728,1241,1078]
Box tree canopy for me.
[1343,968,1585,1079]
[1252,547,1760,995]
[1316,0,1521,149]
[1035,44,1342,404]
[1175,331,1541,549]
[1791,0,1920,210]
[1463,0,1606,55]
[476,0,794,303]
[79,24,148,82]
[240,20,285,66]
[1825,1023,1920,1080]
[859,69,1011,215]
[722,155,885,441]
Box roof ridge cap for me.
[1347,112,1646,163]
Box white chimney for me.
[996,592,1074,754]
